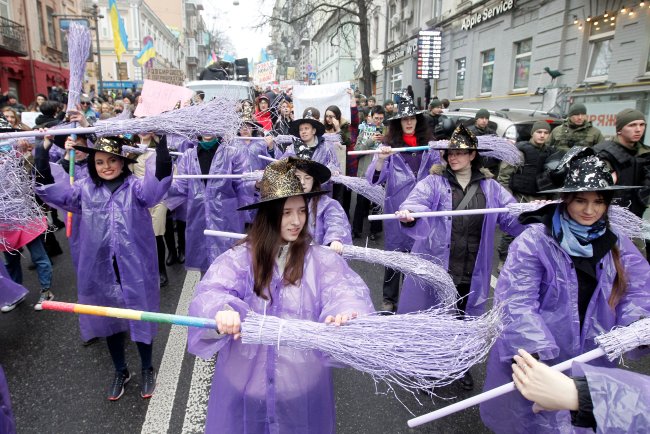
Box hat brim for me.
[238,190,328,211]
[288,119,325,137]
[289,158,331,184]
[73,145,138,164]
[382,111,426,125]
[431,145,491,151]
[537,185,642,194]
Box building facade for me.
[0,0,85,106]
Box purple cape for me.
[187,244,374,433]
[397,172,524,315]
[166,145,254,272]
[480,225,650,433]
[0,261,27,309]
[308,195,352,246]
[36,171,171,343]
[365,150,441,251]
[0,365,16,434]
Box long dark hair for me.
[324,105,343,132]
[385,114,430,147]
[561,191,627,308]
[245,196,312,303]
[87,153,132,186]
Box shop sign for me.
[584,100,636,138]
[461,0,515,31]
[385,40,418,65]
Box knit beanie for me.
[568,103,587,117]
[475,108,490,119]
[531,120,551,133]
[429,99,442,109]
[615,108,646,132]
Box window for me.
[480,49,495,94]
[390,64,403,93]
[432,0,442,18]
[46,6,57,48]
[513,39,532,89]
[0,0,10,19]
[646,49,650,74]
[373,14,379,51]
[36,1,45,46]
[455,58,466,98]
[388,2,397,42]
[586,24,614,79]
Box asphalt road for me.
[1,221,649,434]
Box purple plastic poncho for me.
[0,261,27,308]
[36,172,171,344]
[396,171,524,315]
[365,151,441,251]
[165,146,254,272]
[308,195,352,246]
[46,161,90,271]
[571,362,650,433]
[480,225,650,434]
[231,138,277,172]
[187,244,374,434]
[0,365,16,434]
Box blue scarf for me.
[551,205,607,257]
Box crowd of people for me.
[0,82,649,434]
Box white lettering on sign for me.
[461,0,515,31]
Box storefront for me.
[0,56,69,106]
[382,38,425,107]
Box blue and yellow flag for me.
[135,39,156,66]
[108,0,128,62]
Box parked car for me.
[185,80,255,102]
[445,108,562,142]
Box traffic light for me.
[234,58,249,81]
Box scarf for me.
[198,137,220,151]
[551,205,607,258]
[403,133,417,147]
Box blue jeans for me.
[3,237,52,289]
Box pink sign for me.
[133,79,195,117]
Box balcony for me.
[0,16,28,57]
[186,37,198,65]
[185,0,204,14]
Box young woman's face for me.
[447,150,475,172]
[294,169,314,193]
[36,95,46,106]
[239,123,253,137]
[280,196,307,243]
[280,102,290,116]
[325,110,337,126]
[3,110,16,126]
[400,116,417,134]
[258,100,269,111]
[94,151,124,181]
[566,192,607,226]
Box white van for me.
[185,80,254,102]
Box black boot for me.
[156,236,168,287]
[164,212,178,266]
[177,220,186,264]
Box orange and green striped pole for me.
[42,301,217,329]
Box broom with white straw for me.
[407,317,650,427]
[204,229,457,307]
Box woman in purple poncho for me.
[479,148,650,434]
[365,90,440,313]
[187,159,374,434]
[396,123,524,390]
[35,135,172,402]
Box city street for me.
[1,224,649,434]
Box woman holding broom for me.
[187,158,374,433]
[34,134,172,401]
[479,147,650,434]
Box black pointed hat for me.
[383,90,425,125]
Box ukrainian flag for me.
[109,0,128,62]
[135,40,156,66]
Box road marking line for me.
[181,355,215,433]
[141,270,201,434]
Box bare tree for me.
[261,0,374,96]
